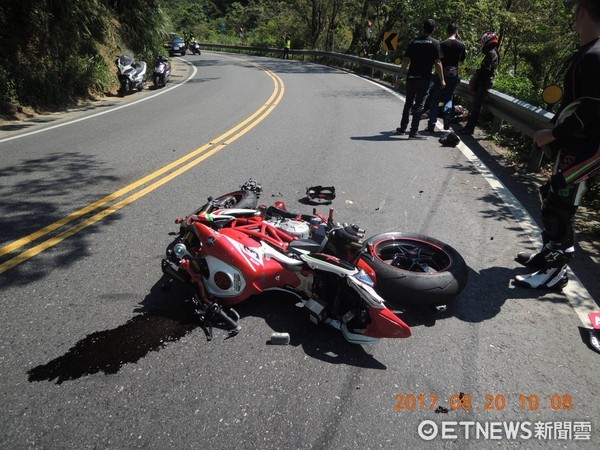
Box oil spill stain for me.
[28,311,198,384]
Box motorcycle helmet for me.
[439,132,460,147]
[480,31,498,51]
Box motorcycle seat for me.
[266,205,298,220]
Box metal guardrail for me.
[200,43,554,171]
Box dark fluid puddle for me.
[27,287,390,384]
[28,280,200,384]
[28,312,198,384]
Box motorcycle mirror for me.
[542,84,562,106]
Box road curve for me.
[0,51,598,449]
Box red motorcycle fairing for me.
[356,258,377,283]
[364,307,412,339]
[191,222,301,306]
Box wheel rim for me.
[374,239,451,273]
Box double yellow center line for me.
[0,58,284,275]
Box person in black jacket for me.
[459,32,499,135]
[396,19,445,139]
[515,0,600,289]
[427,23,466,132]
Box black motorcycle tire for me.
[360,232,468,307]
[153,75,160,89]
[119,80,130,97]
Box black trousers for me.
[400,77,431,133]
[464,78,493,130]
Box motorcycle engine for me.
[266,218,310,239]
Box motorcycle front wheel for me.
[118,81,128,97]
[360,232,468,307]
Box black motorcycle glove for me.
[336,224,366,244]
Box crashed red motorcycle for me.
[161,182,468,343]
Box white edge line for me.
[0,57,197,145]
[357,74,598,329]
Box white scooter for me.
[116,55,147,97]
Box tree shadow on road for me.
[0,152,120,289]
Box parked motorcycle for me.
[161,182,468,343]
[187,39,201,55]
[153,56,171,89]
[116,55,147,97]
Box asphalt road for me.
[0,52,598,449]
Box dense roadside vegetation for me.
[0,0,170,111]
[0,0,597,213]
[0,0,579,111]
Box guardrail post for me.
[525,143,545,173]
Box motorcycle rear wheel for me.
[360,232,468,307]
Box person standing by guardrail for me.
[283,33,291,59]
[459,32,499,135]
[515,0,600,289]
[396,19,445,139]
[427,23,466,132]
